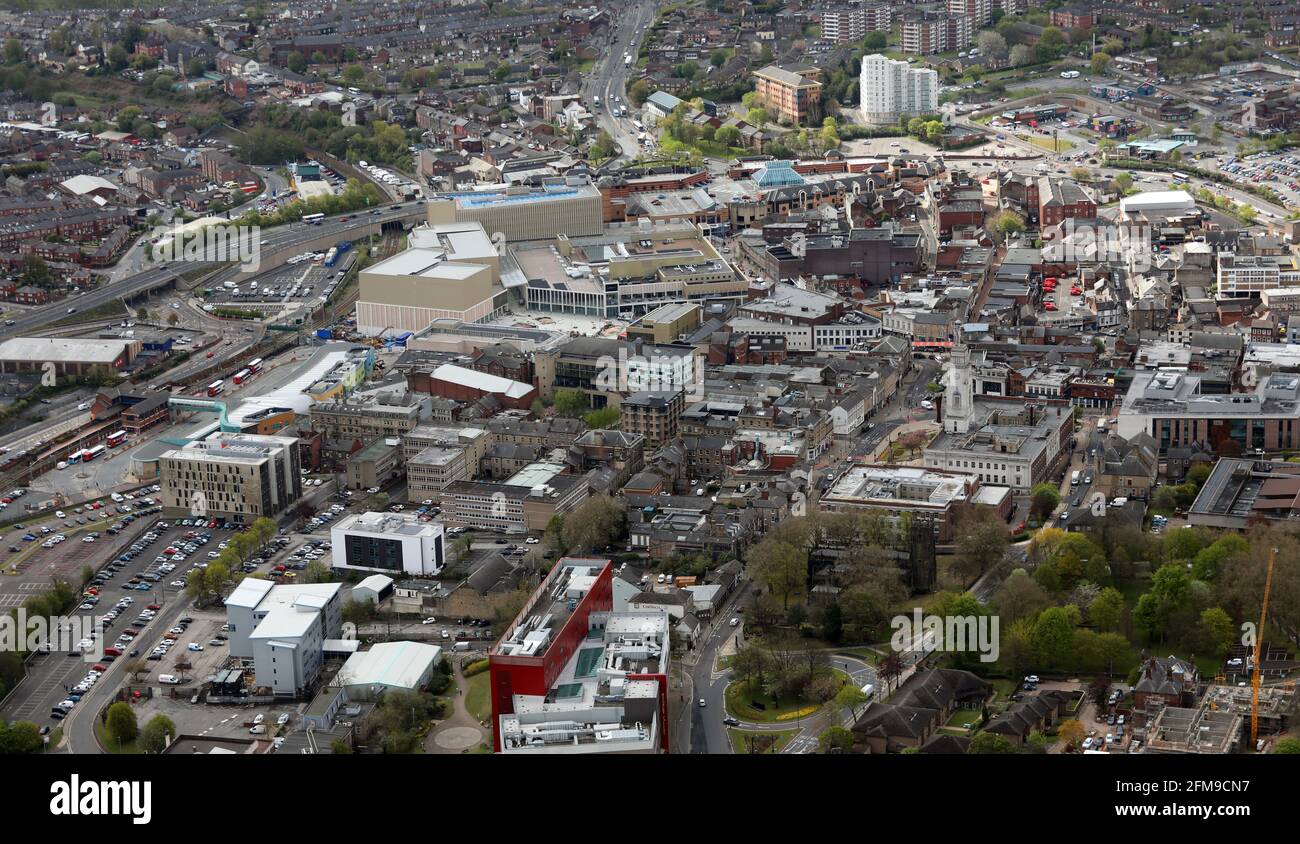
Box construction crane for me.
[1251,547,1277,748]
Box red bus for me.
[106,430,127,448]
[207,380,224,397]
[232,368,252,385]
[247,358,263,374]
[82,444,106,462]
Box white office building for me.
[330,512,446,576]
[225,579,344,698]
[860,54,939,126]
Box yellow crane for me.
[1251,547,1276,748]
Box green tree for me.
[559,494,627,553]
[286,51,307,73]
[105,701,138,746]
[1030,606,1079,669]
[1090,52,1112,75]
[1192,534,1248,580]
[1196,607,1235,658]
[1088,587,1125,632]
[970,732,1017,754]
[993,210,1026,237]
[715,125,741,147]
[552,388,589,418]
[4,38,23,65]
[303,559,332,583]
[1029,483,1061,522]
[951,506,1008,585]
[0,720,42,753]
[139,714,176,754]
[993,570,1051,624]
[818,725,854,753]
[976,30,1008,62]
[1273,738,1300,754]
[863,32,887,50]
[749,537,808,610]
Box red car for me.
[91,663,107,672]
[146,604,161,611]
[103,647,122,657]
[206,351,215,358]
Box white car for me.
[421,617,438,625]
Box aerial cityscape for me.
[0,0,1297,773]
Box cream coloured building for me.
[160,432,301,523]
[425,182,602,242]
[356,220,507,332]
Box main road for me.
[582,0,659,161]
[0,203,425,343]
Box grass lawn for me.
[989,678,1018,702]
[729,728,797,754]
[945,708,983,729]
[49,299,127,327]
[1019,134,1075,153]
[725,678,827,723]
[464,671,491,723]
[96,721,140,754]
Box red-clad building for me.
[1037,176,1097,228]
[1050,5,1096,29]
[423,362,537,411]
[489,558,672,754]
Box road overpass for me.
[0,203,428,342]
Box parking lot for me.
[203,251,350,308]
[130,677,301,746]
[1207,151,1300,211]
[0,517,248,727]
[0,487,164,584]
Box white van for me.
[158,674,180,684]
[1070,470,1081,486]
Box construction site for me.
[1138,682,1297,754]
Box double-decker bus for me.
[232,368,252,385]
[106,430,127,448]
[207,380,225,397]
[82,444,106,463]
[301,213,325,225]
[246,358,263,374]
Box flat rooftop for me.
[823,464,974,507]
